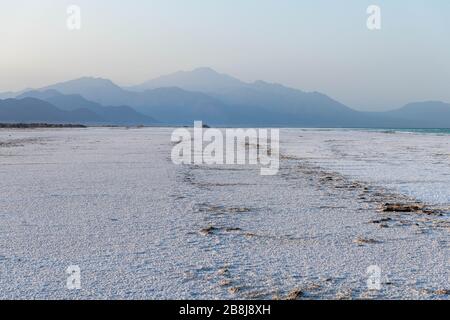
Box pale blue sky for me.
[1,0,449,110]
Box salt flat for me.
[282,129,450,206]
[0,127,448,299]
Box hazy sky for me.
[1,0,449,110]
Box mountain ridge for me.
[17,90,157,125]
[1,68,449,127]
[0,97,103,123]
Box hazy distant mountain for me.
[3,68,449,127]
[18,90,157,125]
[40,79,232,124]
[0,92,17,99]
[128,68,372,126]
[17,89,62,100]
[127,68,450,127]
[42,77,131,106]
[132,68,353,113]
[213,80,362,124]
[0,88,34,100]
[0,98,102,123]
[128,67,245,93]
[385,101,450,128]
[38,75,366,126]
[132,87,236,124]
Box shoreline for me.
[1,123,449,133]
[0,123,87,128]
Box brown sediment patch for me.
[199,225,218,236]
[353,237,380,245]
[199,225,244,236]
[196,203,253,215]
[217,267,229,276]
[238,230,316,243]
[228,287,240,295]
[244,232,257,238]
[225,207,252,214]
[371,217,392,224]
[304,283,322,291]
[219,279,232,287]
[194,182,255,188]
[281,155,302,160]
[380,203,444,215]
[381,203,424,213]
[434,289,449,295]
[285,289,303,300]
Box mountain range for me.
[1,67,449,128]
[15,90,157,125]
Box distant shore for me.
[0,123,87,128]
